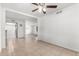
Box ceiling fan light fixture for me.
[32,3,57,14]
[43,7,46,12]
[38,6,42,13]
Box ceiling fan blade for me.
[46,5,57,8]
[32,8,38,12]
[32,3,38,6]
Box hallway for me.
[0,36,79,56]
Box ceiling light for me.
[43,7,46,12]
[38,5,42,13]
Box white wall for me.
[39,4,79,52]
[0,4,2,50]
[0,4,6,49]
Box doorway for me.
[5,22,17,47]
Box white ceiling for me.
[2,3,74,18]
[6,10,37,23]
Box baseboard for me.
[38,40,79,53]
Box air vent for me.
[56,10,62,14]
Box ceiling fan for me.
[32,3,57,14]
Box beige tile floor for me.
[0,36,79,56]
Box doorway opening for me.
[5,22,17,48]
